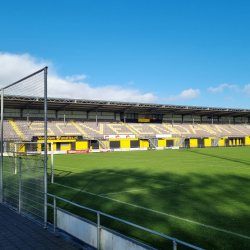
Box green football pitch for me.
[48,147,250,250]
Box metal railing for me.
[47,194,204,250]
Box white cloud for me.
[243,84,250,94]
[0,52,48,86]
[0,52,157,103]
[164,88,200,102]
[208,84,239,93]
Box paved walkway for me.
[0,204,80,250]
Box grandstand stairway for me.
[97,139,109,149]
[121,122,140,137]
[70,120,89,139]
[176,137,186,147]
[227,124,249,136]
[196,123,217,136]
[162,123,181,136]
[149,138,158,148]
[211,137,222,147]
[8,119,26,141]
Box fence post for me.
[53,196,56,234]
[97,212,100,250]
[19,157,22,214]
[44,67,48,228]
[173,240,177,250]
[51,142,54,183]
[14,143,17,174]
[0,88,4,204]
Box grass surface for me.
[48,147,250,250]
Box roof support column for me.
[64,109,65,126]
[96,110,98,127]
[27,107,29,125]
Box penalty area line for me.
[54,182,250,240]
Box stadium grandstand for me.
[1,94,250,152]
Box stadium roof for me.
[2,95,250,118]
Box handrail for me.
[47,193,205,250]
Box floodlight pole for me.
[44,67,48,228]
[0,88,4,203]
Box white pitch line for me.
[100,184,185,195]
[54,182,250,240]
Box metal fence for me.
[3,149,44,222]
[48,194,205,250]
[0,67,48,227]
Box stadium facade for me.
[1,95,250,152]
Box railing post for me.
[173,240,177,250]
[97,212,100,250]
[14,143,17,174]
[19,157,22,214]
[53,196,56,234]
[0,88,4,204]
[44,66,48,229]
[51,142,54,183]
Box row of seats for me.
[1,118,250,140]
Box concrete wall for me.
[57,210,155,250]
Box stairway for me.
[227,124,248,136]
[70,120,89,139]
[8,119,26,141]
[121,122,140,138]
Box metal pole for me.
[44,67,48,228]
[64,109,65,126]
[27,107,29,125]
[96,109,97,127]
[51,142,54,183]
[97,212,100,250]
[173,240,177,250]
[53,196,56,234]
[14,143,17,174]
[19,157,22,214]
[0,89,4,203]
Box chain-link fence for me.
[0,67,48,226]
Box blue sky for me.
[0,0,250,108]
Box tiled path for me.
[0,204,80,250]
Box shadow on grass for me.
[48,165,250,250]
[186,147,250,166]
